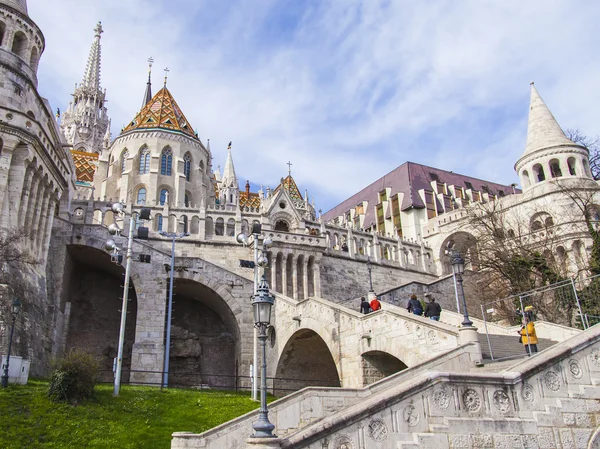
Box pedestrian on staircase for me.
[519,316,538,354]
[370,296,381,312]
[424,295,442,321]
[407,294,423,316]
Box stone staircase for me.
[478,332,558,360]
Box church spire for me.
[222,141,237,187]
[523,82,574,157]
[142,57,153,109]
[82,22,103,91]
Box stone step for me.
[478,332,558,361]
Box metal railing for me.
[479,274,600,361]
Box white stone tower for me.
[515,83,593,192]
[60,22,110,155]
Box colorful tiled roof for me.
[240,192,261,209]
[71,150,99,185]
[121,87,197,139]
[274,175,303,202]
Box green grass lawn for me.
[0,380,262,449]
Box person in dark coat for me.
[360,297,371,314]
[424,295,442,321]
[407,294,423,316]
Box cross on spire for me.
[94,22,104,38]
[148,57,154,74]
[163,67,169,87]
[287,161,292,176]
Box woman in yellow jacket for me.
[519,316,538,354]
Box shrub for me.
[48,350,99,403]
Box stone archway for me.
[167,278,241,389]
[274,328,340,396]
[439,231,478,275]
[64,245,138,382]
[361,350,407,386]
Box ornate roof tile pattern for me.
[122,87,198,139]
[274,175,303,202]
[71,150,99,185]
[239,192,261,209]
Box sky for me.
[28,0,600,213]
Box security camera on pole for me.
[103,202,151,396]
[237,223,273,401]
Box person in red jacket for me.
[370,297,381,311]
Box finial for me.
[94,22,103,38]
[148,57,154,73]
[163,67,169,87]
[287,161,292,176]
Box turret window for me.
[11,31,27,59]
[568,157,577,176]
[139,147,150,174]
[532,164,545,182]
[183,152,191,181]
[137,188,147,204]
[549,159,562,178]
[161,147,173,176]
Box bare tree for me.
[566,128,600,180]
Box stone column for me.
[2,142,30,229]
[282,254,288,297]
[292,256,298,300]
[40,197,58,261]
[314,261,321,297]
[302,257,309,300]
[24,173,43,236]
[31,186,51,252]
[458,326,482,364]
[270,255,277,293]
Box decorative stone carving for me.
[462,388,481,412]
[415,326,423,337]
[433,387,451,410]
[403,404,419,427]
[404,321,411,332]
[521,383,535,402]
[334,435,354,449]
[568,359,583,379]
[590,348,600,367]
[428,330,436,341]
[367,419,388,442]
[544,371,561,391]
[492,390,510,412]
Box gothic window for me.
[137,187,146,204]
[532,164,545,182]
[121,150,129,173]
[226,218,235,236]
[215,217,224,236]
[160,188,169,206]
[274,220,290,232]
[157,214,163,232]
[183,152,191,181]
[161,147,173,175]
[139,147,150,174]
[549,159,562,178]
[181,216,188,234]
[184,193,190,207]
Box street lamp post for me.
[1,297,21,388]
[237,224,273,401]
[159,230,188,388]
[366,256,374,293]
[450,250,473,327]
[250,275,276,438]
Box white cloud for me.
[29,0,600,212]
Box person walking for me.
[424,295,442,321]
[407,294,423,316]
[519,316,538,354]
[370,296,381,312]
[360,297,371,314]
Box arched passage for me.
[64,245,138,383]
[274,328,340,396]
[361,350,407,386]
[439,231,478,275]
[168,278,240,389]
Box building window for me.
[454,187,464,199]
[160,189,168,206]
[183,152,191,181]
[567,157,577,176]
[139,148,150,174]
[472,191,481,202]
[376,204,385,232]
[430,173,440,182]
[425,191,436,219]
[137,188,146,204]
[465,181,474,191]
[379,190,388,202]
[157,215,163,231]
[161,147,173,175]
[391,195,402,237]
[121,150,129,173]
[436,182,446,194]
[184,194,190,207]
[550,159,562,178]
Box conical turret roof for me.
[523,83,575,157]
[122,87,197,139]
[2,0,27,14]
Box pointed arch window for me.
[157,215,163,232]
[160,188,169,206]
[139,147,150,174]
[137,187,147,204]
[121,150,129,173]
[161,147,173,176]
[183,152,191,181]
